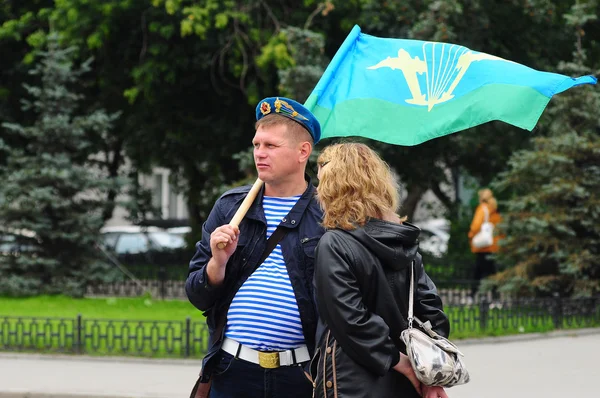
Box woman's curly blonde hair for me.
[317,143,405,230]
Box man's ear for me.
[299,141,312,163]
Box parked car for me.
[166,226,191,237]
[99,226,187,255]
[414,218,450,258]
[0,229,38,257]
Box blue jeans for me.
[209,350,313,398]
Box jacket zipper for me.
[332,338,338,398]
[323,330,330,397]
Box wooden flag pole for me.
[216,178,264,249]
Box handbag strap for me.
[406,261,442,339]
[258,226,288,266]
[214,224,289,339]
[195,223,289,388]
[407,260,415,328]
[482,204,489,223]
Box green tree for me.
[0,34,122,297]
[1,1,328,242]
[137,1,330,231]
[301,0,572,221]
[1,0,595,238]
[491,1,600,297]
[0,1,147,225]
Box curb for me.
[0,329,599,398]
[456,326,600,345]
[0,352,203,366]
[0,392,166,398]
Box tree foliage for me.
[490,2,600,297]
[0,35,122,296]
[2,0,566,224]
[0,0,598,296]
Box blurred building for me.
[105,167,188,227]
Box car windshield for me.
[101,232,120,250]
[0,233,38,253]
[114,233,149,254]
[148,232,186,249]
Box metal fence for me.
[90,245,191,299]
[1,297,598,358]
[0,315,209,358]
[445,296,600,338]
[86,279,187,300]
[87,248,481,301]
[85,279,501,306]
[89,246,478,300]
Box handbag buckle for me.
[258,351,280,368]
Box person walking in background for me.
[468,188,502,302]
[312,143,450,398]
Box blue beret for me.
[256,97,321,144]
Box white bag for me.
[400,262,470,387]
[472,205,494,249]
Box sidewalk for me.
[0,355,203,398]
[1,328,599,398]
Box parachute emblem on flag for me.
[368,42,511,111]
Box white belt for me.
[222,337,310,369]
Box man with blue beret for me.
[187,97,325,397]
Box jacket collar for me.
[245,174,317,228]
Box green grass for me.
[0,295,202,321]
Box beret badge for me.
[260,101,271,115]
[255,96,321,143]
[274,97,308,121]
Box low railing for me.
[89,248,477,300]
[2,297,598,358]
[86,279,187,300]
[446,296,600,339]
[0,315,209,358]
[85,279,496,306]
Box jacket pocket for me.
[300,236,319,290]
[211,350,237,376]
[301,236,319,258]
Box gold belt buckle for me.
[258,351,280,369]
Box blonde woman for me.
[312,143,450,398]
[468,188,502,299]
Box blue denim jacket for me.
[186,175,325,379]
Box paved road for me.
[0,329,598,398]
[0,355,201,398]
[450,331,598,398]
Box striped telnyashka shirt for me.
[224,195,304,351]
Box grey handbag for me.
[400,262,470,387]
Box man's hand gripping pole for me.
[216,178,264,250]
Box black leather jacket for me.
[312,219,449,398]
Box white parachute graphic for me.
[368,42,511,111]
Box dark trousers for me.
[209,350,313,398]
[471,252,497,298]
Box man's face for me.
[252,124,303,185]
